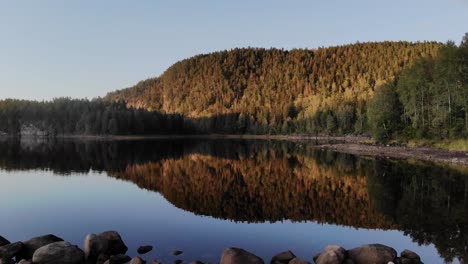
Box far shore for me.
[2,133,468,167]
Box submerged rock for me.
[271,250,296,264]
[347,244,397,264]
[315,245,346,264]
[0,237,9,247]
[137,245,153,254]
[220,248,264,264]
[32,241,84,264]
[0,242,23,259]
[172,250,183,256]
[98,231,128,255]
[17,234,63,260]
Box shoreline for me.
[0,231,425,264]
[2,133,468,167]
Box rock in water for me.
[315,245,346,264]
[220,248,264,264]
[32,241,84,264]
[137,245,153,254]
[0,242,23,259]
[98,231,128,255]
[289,258,310,264]
[84,234,109,260]
[172,250,183,256]
[0,237,9,247]
[108,254,131,264]
[271,250,296,264]
[400,249,421,262]
[347,244,397,264]
[130,256,146,264]
[17,234,63,260]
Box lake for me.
[0,138,467,263]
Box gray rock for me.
[0,237,9,247]
[130,256,146,264]
[32,241,84,264]
[17,234,63,260]
[84,234,109,260]
[0,242,23,259]
[347,244,397,264]
[289,257,310,264]
[108,254,131,264]
[400,250,421,261]
[18,260,32,264]
[220,248,264,264]
[173,250,183,256]
[315,245,346,264]
[137,245,153,254]
[270,250,295,264]
[98,231,128,255]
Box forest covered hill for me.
[106,41,443,135]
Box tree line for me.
[0,98,185,136]
[368,33,468,141]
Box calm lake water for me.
[0,138,467,263]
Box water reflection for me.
[0,138,467,262]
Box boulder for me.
[98,231,128,255]
[0,237,9,247]
[84,234,109,260]
[400,250,421,262]
[271,250,296,264]
[32,241,84,264]
[151,260,162,264]
[17,234,63,260]
[108,254,131,264]
[130,256,146,264]
[347,244,397,264]
[18,260,32,264]
[315,245,346,264]
[0,242,23,259]
[96,253,110,264]
[137,245,153,254]
[289,257,310,264]
[220,248,264,264]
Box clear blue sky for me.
[1,0,468,100]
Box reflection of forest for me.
[0,139,467,262]
[110,153,396,229]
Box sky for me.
[1,0,468,101]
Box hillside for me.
[106,42,442,134]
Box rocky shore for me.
[0,231,423,264]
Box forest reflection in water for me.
[0,138,467,262]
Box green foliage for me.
[367,83,403,142]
